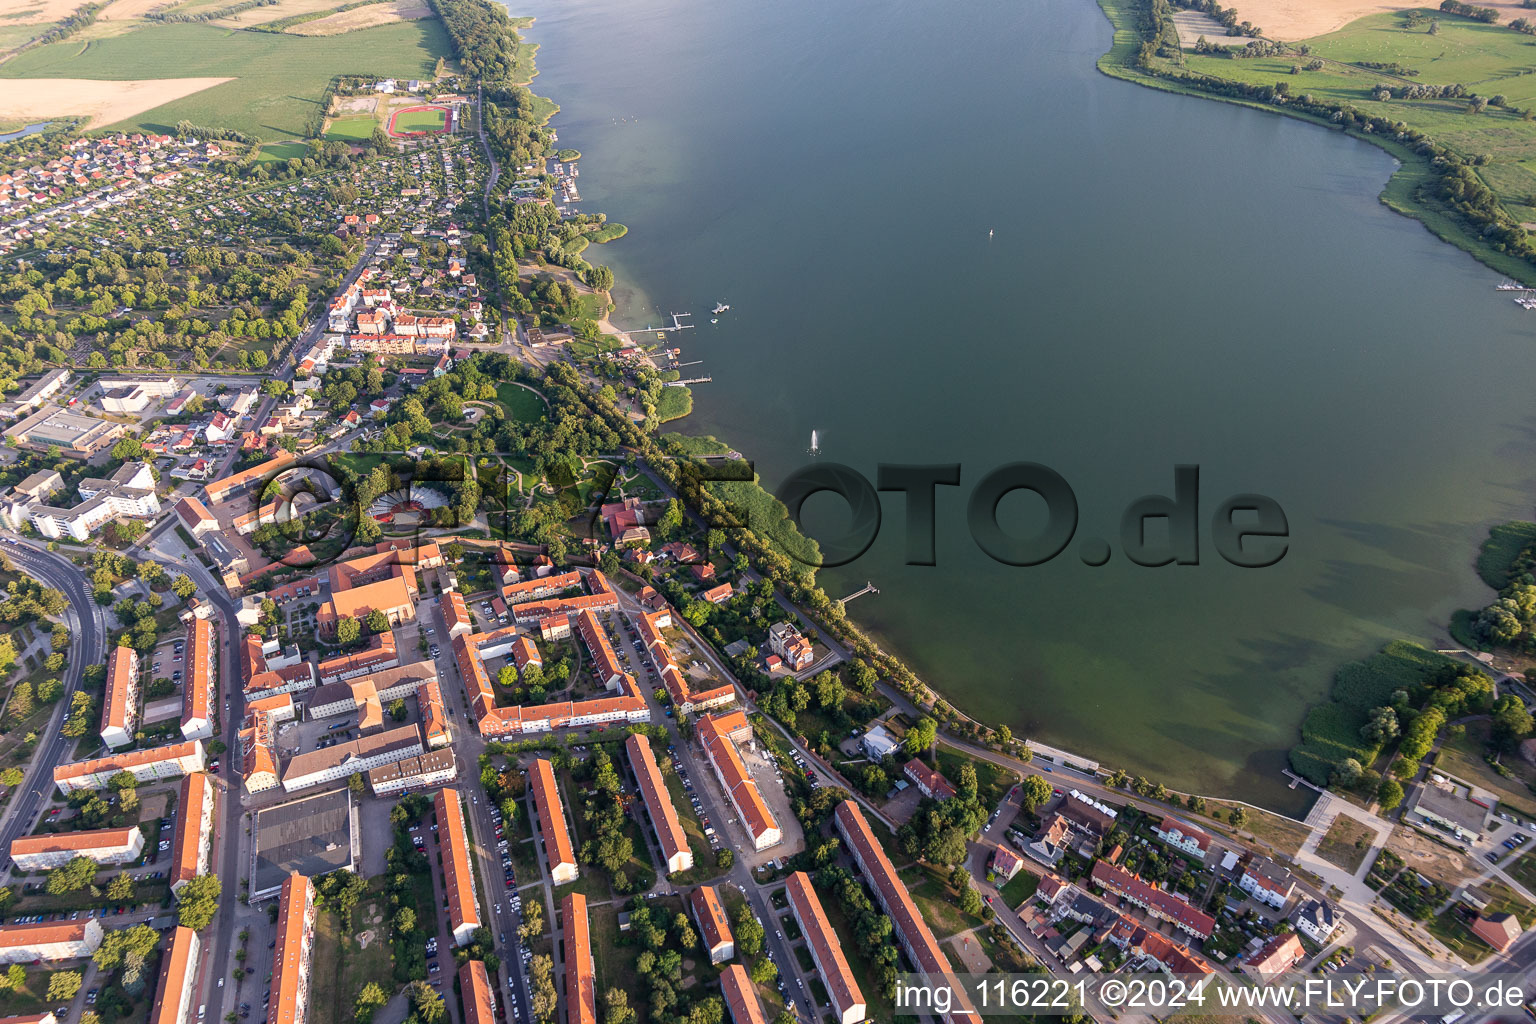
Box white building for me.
[0,919,104,963]
[9,827,145,870]
[279,725,423,792]
[53,740,206,795]
[1292,900,1340,945]
[29,462,161,542]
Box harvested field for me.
[0,0,86,25]
[211,0,346,24]
[96,0,174,20]
[0,75,230,127]
[1238,0,1536,40]
[288,0,427,34]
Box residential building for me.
[174,496,218,538]
[530,759,578,884]
[434,788,482,946]
[1471,911,1523,952]
[1089,861,1215,940]
[458,960,496,1024]
[698,712,781,851]
[689,886,734,964]
[169,772,213,896]
[0,919,104,963]
[1246,932,1305,976]
[54,740,206,794]
[149,927,200,1024]
[562,893,596,1024]
[626,734,691,875]
[720,965,766,1024]
[991,847,1024,882]
[268,873,317,1024]
[279,725,422,792]
[785,872,865,1024]
[1152,816,1212,859]
[100,645,140,750]
[205,452,297,505]
[859,725,900,761]
[832,802,977,1024]
[766,622,814,671]
[1292,900,1340,945]
[29,462,160,541]
[181,617,214,741]
[367,749,457,796]
[1237,856,1295,910]
[9,827,144,870]
[903,759,956,801]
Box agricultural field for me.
[0,18,450,140]
[1175,10,1536,222]
[289,0,430,35]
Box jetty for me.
[840,582,879,603]
[666,376,711,386]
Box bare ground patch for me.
[1385,825,1478,888]
[210,0,349,27]
[1238,0,1536,41]
[0,76,232,127]
[97,0,173,20]
[287,0,427,34]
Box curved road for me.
[0,542,106,854]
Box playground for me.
[387,103,451,137]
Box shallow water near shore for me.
[504,0,1536,813]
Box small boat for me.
[710,318,718,324]
[712,302,730,314]
[1498,279,1524,290]
[989,228,994,239]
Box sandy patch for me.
[287,0,428,34]
[1171,8,1258,47]
[0,0,88,25]
[0,76,233,127]
[334,93,378,114]
[357,928,376,949]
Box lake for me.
[506,0,1536,812]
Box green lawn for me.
[392,106,446,133]
[998,870,1039,909]
[900,863,986,939]
[494,382,546,424]
[935,744,1015,811]
[323,114,377,142]
[1173,10,1536,224]
[255,141,311,164]
[309,887,395,1024]
[0,20,450,141]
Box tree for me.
[171,574,196,600]
[715,848,733,870]
[749,957,777,985]
[1492,694,1534,750]
[996,724,1012,747]
[408,981,445,1024]
[530,954,557,1024]
[603,988,635,1024]
[905,716,937,755]
[355,982,389,1024]
[336,618,362,645]
[94,925,159,969]
[349,772,365,794]
[1019,774,1053,812]
[1378,778,1405,812]
[0,965,23,991]
[177,874,222,931]
[107,873,136,902]
[1331,758,1364,788]
[47,971,81,1002]
[394,907,416,934]
[733,905,764,958]
[366,609,389,634]
[1229,806,1249,830]
[46,856,97,895]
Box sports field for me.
[255,140,310,163]
[387,103,447,136]
[0,19,449,140]
[323,113,376,141]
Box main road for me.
[0,542,105,854]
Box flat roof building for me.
[251,789,356,902]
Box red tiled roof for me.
[434,788,479,938]
[786,873,863,1019]
[530,760,576,874]
[149,927,198,1024]
[562,894,595,1024]
[182,617,212,732]
[626,734,688,872]
[101,645,136,737]
[720,964,766,1024]
[1089,861,1215,938]
[268,873,314,1024]
[169,773,211,889]
[11,826,139,858]
[689,886,733,957]
[698,713,778,846]
[458,959,495,1024]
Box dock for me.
[839,582,879,603]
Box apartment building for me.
[149,927,200,1024]
[689,886,734,964]
[785,872,865,1024]
[0,919,104,963]
[530,759,578,884]
[698,712,781,851]
[626,733,691,875]
[54,740,206,795]
[100,645,140,750]
[10,827,144,870]
[181,617,214,741]
[169,772,213,896]
[267,874,317,1024]
[434,788,481,946]
[561,894,595,1024]
[720,964,766,1024]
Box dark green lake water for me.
[508,0,1536,812]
